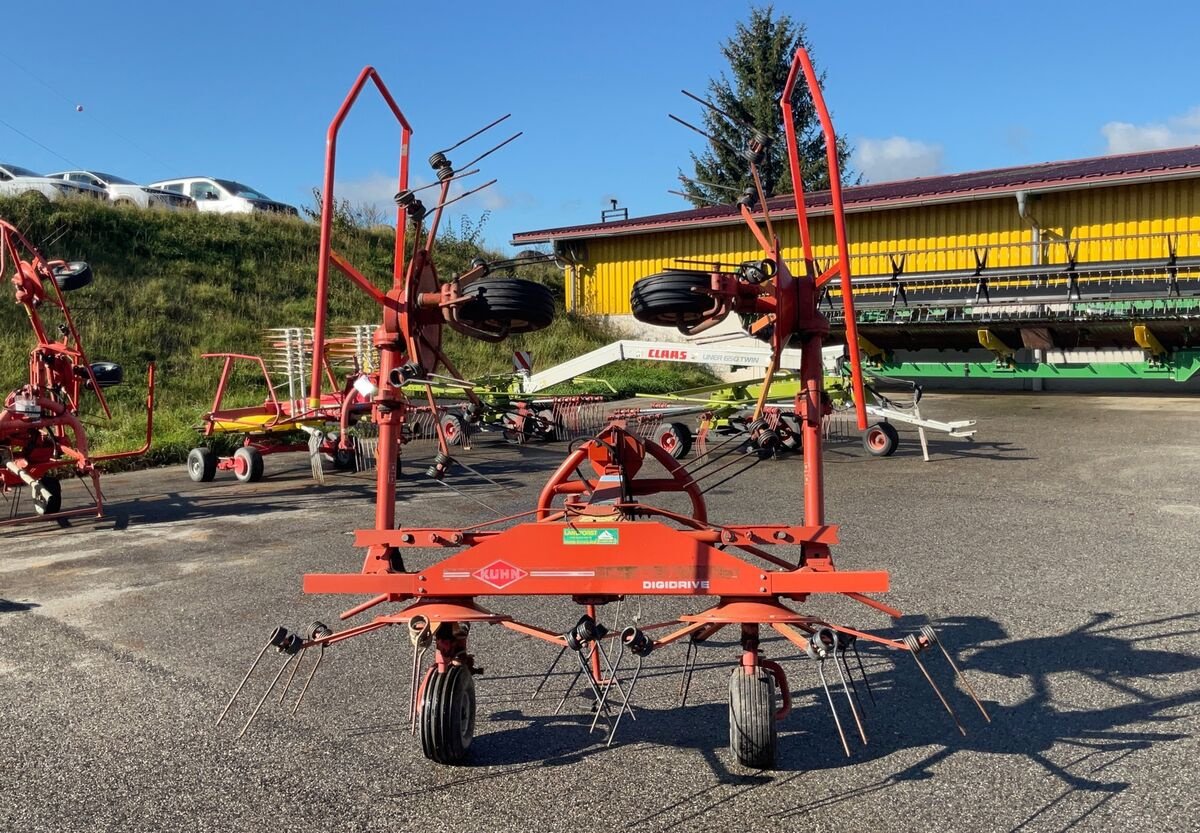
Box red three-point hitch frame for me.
[224,50,990,768]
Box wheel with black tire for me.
[536,408,559,441]
[778,415,801,452]
[33,476,62,516]
[630,270,715,331]
[457,278,554,336]
[233,446,265,483]
[85,361,123,389]
[440,412,469,446]
[331,439,356,471]
[657,422,693,459]
[729,667,778,769]
[52,261,93,292]
[419,664,477,764]
[862,422,899,457]
[187,447,217,482]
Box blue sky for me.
[4,1,1199,250]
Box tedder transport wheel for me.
[658,421,693,459]
[419,664,477,764]
[51,261,93,292]
[862,422,900,457]
[440,412,468,447]
[187,447,217,482]
[33,476,62,516]
[729,667,778,769]
[233,447,265,483]
[630,270,714,331]
[458,278,554,335]
[778,415,801,452]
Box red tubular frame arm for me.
[310,67,413,408]
[781,48,869,430]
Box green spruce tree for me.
[681,6,854,207]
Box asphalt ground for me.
[2,392,1198,833]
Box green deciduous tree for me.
[680,5,854,207]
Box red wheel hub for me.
[867,428,886,450]
[660,430,677,450]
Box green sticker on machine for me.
[563,528,620,545]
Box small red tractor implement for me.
[1,218,154,525]
[187,327,379,485]
[219,54,990,768]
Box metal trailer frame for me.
[0,219,155,526]
[221,54,990,768]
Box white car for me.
[46,170,195,210]
[0,163,108,201]
[146,176,297,216]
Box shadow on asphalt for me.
[365,611,1199,832]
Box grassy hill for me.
[0,196,713,464]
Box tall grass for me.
[0,196,714,464]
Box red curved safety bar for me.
[780,49,868,431]
[310,67,412,408]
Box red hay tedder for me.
[219,51,990,768]
[1,219,154,526]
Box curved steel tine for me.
[278,646,308,705]
[833,652,868,745]
[816,659,851,757]
[679,637,700,705]
[291,647,325,716]
[606,656,643,748]
[909,647,966,736]
[853,643,876,705]
[590,640,625,734]
[531,643,568,701]
[553,662,585,715]
[237,653,298,739]
[216,637,274,727]
[433,114,511,156]
[925,626,991,722]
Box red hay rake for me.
[219,54,990,768]
[0,219,154,526]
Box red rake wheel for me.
[863,422,899,457]
[233,446,265,483]
[441,412,468,447]
[657,422,693,460]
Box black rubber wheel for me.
[331,441,356,471]
[33,476,62,516]
[441,412,468,446]
[656,422,693,459]
[778,415,801,452]
[729,667,778,769]
[863,422,899,457]
[85,361,123,389]
[535,408,559,441]
[52,261,93,292]
[187,447,217,482]
[419,664,477,764]
[630,270,714,330]
[233,446,265,483]
[457,278,554,336]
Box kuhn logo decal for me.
[473,560,528,589]
[647,348,688,360]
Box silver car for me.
[46,170,195,210]
[0,163,107,201]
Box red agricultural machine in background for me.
[1,219,154,526]
[220,52,989,769]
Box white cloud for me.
[333,172,399,206]
[1101,107,1200,153]
[854,136,945,183]
[329,171,509,217]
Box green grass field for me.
[0,196,713,465]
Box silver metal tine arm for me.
[433,114,512,156]
[237,653,299,739]
[922,625,991,723]
[905,634,966,736]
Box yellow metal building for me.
[514,146,1200,315]
[512,147,1200,385]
